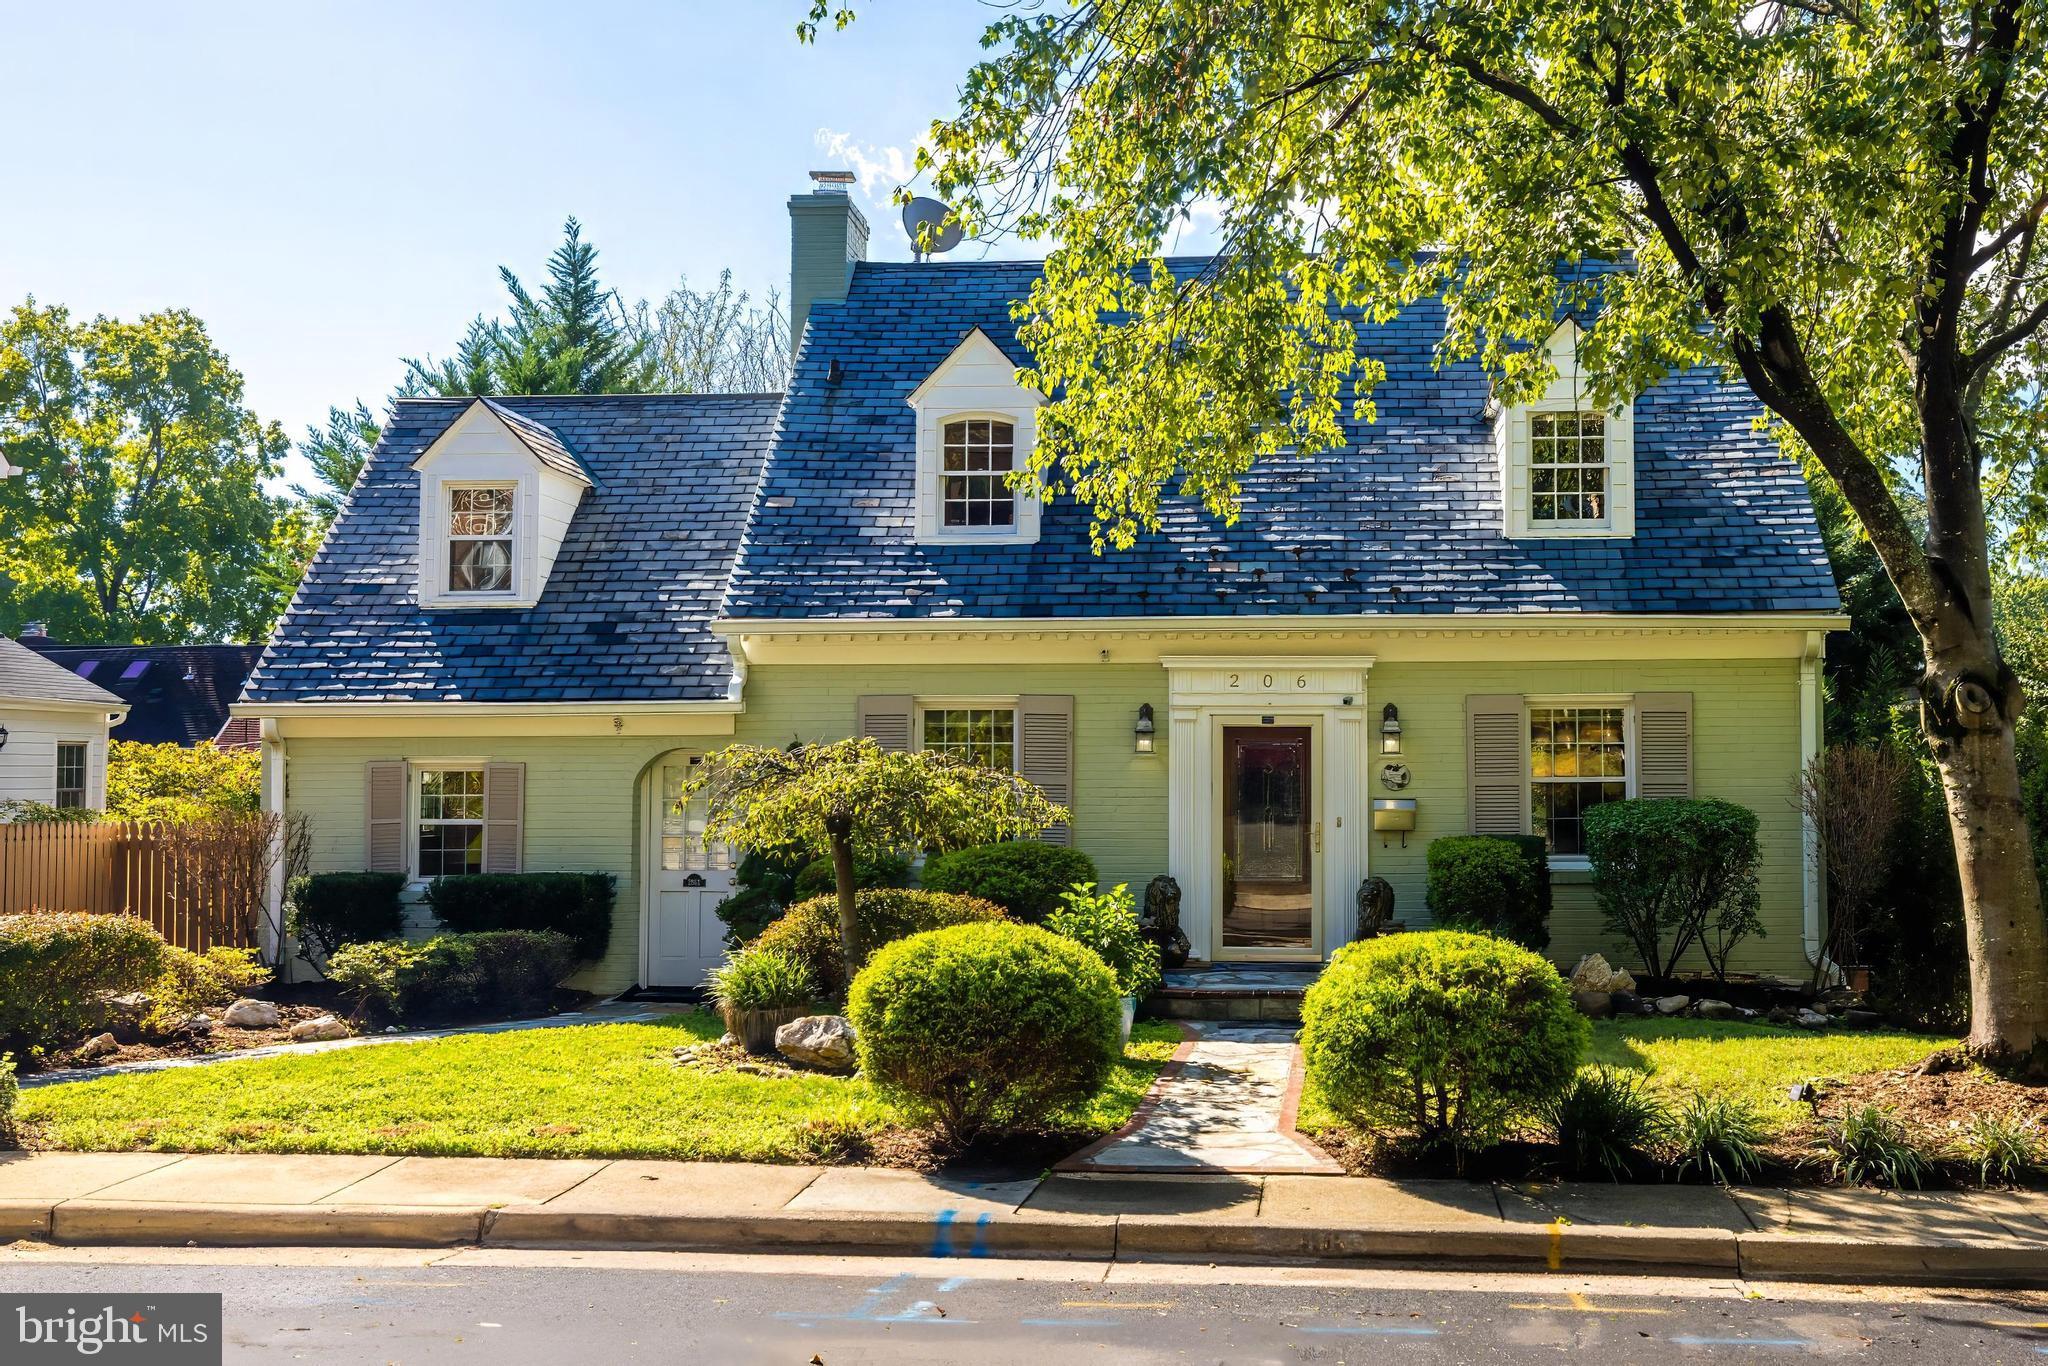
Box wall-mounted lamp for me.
[1380,702,1403,755]
[1134,703,1157,755]
[0,725,8,752]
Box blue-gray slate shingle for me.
[244,394,779,704]
[721,259,1840,620]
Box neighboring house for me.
[0,636,126,813]
[17,630,263,750]
[236,173,1843,993]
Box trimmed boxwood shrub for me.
[848,921,1121,1141]
[425,872,616,961]
[1424,836,1550,950]
[288,872,406,963]
[919,842,1099,923]
[326,929,576,1023]
[0,912,166,1058]
[753,888,1007,998]
[1300,930,1587,1156]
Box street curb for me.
[0,1199,54,1241]
[49,1202,486,1249]
[1735,1233,2048,1287]
[1115,1217,1743,1274]
[481,1207,1118,1259]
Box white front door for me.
[647,755,735,992]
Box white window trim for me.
[1529,699,1637,870]
[419,468,543,610]
[1498,321,1636,541]
[410,759,488,881]
[932,412,1028,537]
[53,742,89,809]
[913,697,1022,772]
[441,481,521,602]
[907,328,1044,547]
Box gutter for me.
[715,610,1851,640]
[228,698,744,720]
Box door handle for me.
[1313,821,1322,853]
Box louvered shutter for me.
[856,695,915,752]
[364,761,409,873]
[1635,693,1694,798]
[1467,695,1529,835]
[483,762,525,873]
[1017,694,1075,846]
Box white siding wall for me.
[0,706,112,811]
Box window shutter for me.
[856,695,915,752]
[364,761,409,874]
[1635,692,1694,798]
[484,762,525,873]
[1017,694,1075,846]
[1467,695,1529,835]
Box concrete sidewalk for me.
[4,1151,2046,1287]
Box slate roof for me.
[243,394,779,704]
[20,641,260,745]
[0,636,123,709]
[474,399,592,485]
[722,259,1840,619]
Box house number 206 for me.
[1227,673,1310,689]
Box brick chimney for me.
[788,170,869,359]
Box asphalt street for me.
[5,1247,2048,1363]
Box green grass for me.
[17,1013,1183,1161]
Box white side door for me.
[648,755,735,992]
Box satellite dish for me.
[902,197,965,261]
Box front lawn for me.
[15,1012,1183,1162]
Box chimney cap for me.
[20,621,47,640]
[808,169,857,192]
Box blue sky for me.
[0,1,1041,485]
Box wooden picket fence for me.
[0,820,255,951]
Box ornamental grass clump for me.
[1300,930,1587,1161]
[706,948,817,1013]
[1957,1113,2042,1187]
[848,921,1120,1143]
[1543,1067,1670,1181]
[1671,1094,1768,1186]
[1820,1104,1933,1189]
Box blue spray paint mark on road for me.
[970,1211,994,1257]
[930,1208,957,1258]
[1670,1337,1813,1349]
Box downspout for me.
[1798,631,1827,968]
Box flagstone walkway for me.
[1062,1022,1341,1175]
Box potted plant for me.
[1046,882,1162,1046]
[706,948,817,1054]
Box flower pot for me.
[723,1005,810,1056]
[1119,996,1137,1049]
[1847,965,1872,995]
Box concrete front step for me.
[1148,964,1317,1023]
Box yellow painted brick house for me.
[237,177,1843,994]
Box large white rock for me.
[1568,954,1637,995]
[775,1015,857,1072]
[76,1032,118,1061]
[1655,994,1691,1015]
[222,998,280,1029]
[289,1014,351,1042]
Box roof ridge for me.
[392,391,785,405]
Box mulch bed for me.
[38,1003,339,1072]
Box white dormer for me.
[413,399,591,610]
[906,327,1045,545]
[1496,319,1636,540]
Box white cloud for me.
[814,127,924,211]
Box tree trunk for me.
[824,813,861,988]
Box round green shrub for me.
[752,888,1007,997]
[848,921,1120,1141]
[0,912,166,1058]
[1424,836,1549,950]
[919,842,1100,923]
[1300,930,1587,1154]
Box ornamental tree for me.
[803,0,2048,1065]
[681,738,1067,983]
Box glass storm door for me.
[1221,727,1315,954]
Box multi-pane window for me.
[448,486,515,592]
[54,743,87,809]
[1530,412,1607,523]
[1530,706,1628,856]
[661,757,733,873]
[921,708,1016,770]
[941,419,1016,528]
[417,767,485,877]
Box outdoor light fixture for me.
[0,725,8,752]
[1134,703,1157,755]
[1380,702,1403,755]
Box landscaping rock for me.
[1654,994,1691,1015]
[183,1013,216,1036]
[105,993,153,1043]
[1611,990,1646,1015]
[1569,954,1637,995]
[775,1015,858,1071]
[1767,1005,1797,1025]
[221,998,280,1029]
[1570,990,1613,1018]
[1842,1009,1882,1029]
[76,1032,118,1062]
[288,1015,350,1042]
[1794,1008,1832,1029]
[1696,999,1739,1021]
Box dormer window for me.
[447,486,516,593]
[943,419,1016,528]
[1530,412,1607,525]
[1498,320,1635,540]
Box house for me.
[16,629,264,750]
[0,636,126,814]
[236,173,1843,992]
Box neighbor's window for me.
[1530,706,1628,856]
[921,707,1016,769]
[1530,412,1607,523]
[941,419,1016,528]
[54,743,88,809]
[417,767,485,877]
[448,485,515,593]
[661,756,733,873]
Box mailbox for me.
[1371,798,1417,832]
